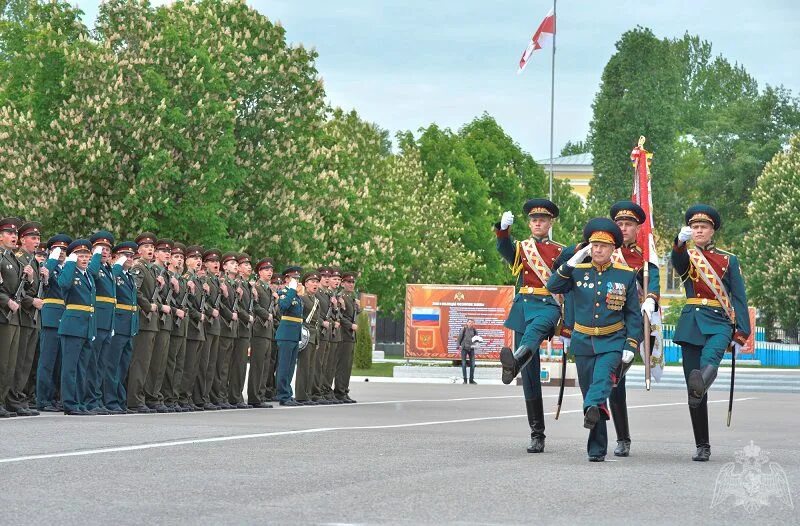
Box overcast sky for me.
[76,1,800,159]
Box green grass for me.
[351,361,395,377]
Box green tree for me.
[588,27,683,237]
[560,139,591,156]
[353,311,372,369]
[743,134,800,328]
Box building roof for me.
[536,152,593,167]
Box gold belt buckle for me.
[594,327,599,335]
[701,298,708,305]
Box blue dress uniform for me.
[37,234,72,411]
[104,242,139,413]
[83,231,117,413]
[275,267,304,406]
[670,205,750,462]
[608,201,661,457]
[547,218,643,461]
[57,240,97,415]
[496,199,570,453]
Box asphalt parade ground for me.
[1,382,797,525]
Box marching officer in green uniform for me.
[495,200,570,453]
[163,242,189,411]
[547,218,643,461]
[37,234,71,412]
[671,204,750,462]
[275,266,304,406]
[145,238,177,412]
[249,257,275,408]
[104,241,138,413]
[57,239,97,416]
[228,253,254,409]
[0,217,26,418]
[334,271,360,403]
[9,221,45,416]
[199,248,223,410]
[608,201,661,457]
[84,230,116,415]
[127,232,159,414]
[296,271,322,405]
[178,245,207,411]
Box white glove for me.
[287,278,298,290]
[641,297,656,318]
[66,253,78,263]
[500,211,514,230]
[93,245,103,255]
[622,350,635,364]
[567,244,592,267]
[733,342,743,355]
[115,255,128,268]
[677,226,693,243]
[48,247,62,261]
[561,337,571,349]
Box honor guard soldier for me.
[104,241,138,413]
[145,238,177,412]
[163,242,189,411]
[177,245,207,411]
[323,267,344,403]
[607,201,661,457]
[275,266,304,406]
[262,273,284,401]
[671,204,750,462]
[10,221,45,416]
[228,253,254,409]
[334,271,360,403]
[296,271,322,405]
[248,257,276,408]
[211,252,239,409]
[198,249,223,410]
[547,219,643,461]
[57,239,97,415]
[84,230,116,415]
[0,217,25,418]
[312,267,335,404]
[127,232,159,414]
[36,234,71,412]
[495,200,568,453]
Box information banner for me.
[359,293,378,345]
[404,284,514,360]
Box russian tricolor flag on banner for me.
[411,307,441,327]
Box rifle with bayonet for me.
[159,268,174,326]
[174,275,190,328]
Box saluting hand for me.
[677,226,693,244]
[500,210,514,230]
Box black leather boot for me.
[499,345,534,385]
[688,365,718,408]
[583,405,600,430]
[525,398,546,453]
[610,399,631,457]
[689,399,711,461]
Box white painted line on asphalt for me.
[0,397,756,465]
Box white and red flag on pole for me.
[518,8,555,74]
[631,138,658,267]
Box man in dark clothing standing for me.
[456,319,480,384]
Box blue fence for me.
[661,325,800,367]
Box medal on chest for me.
[606,282,626,311]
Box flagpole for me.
[548,0,557,201]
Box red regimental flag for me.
[631,142,658,266]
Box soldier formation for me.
[0,220,361,418]
[496,199,748,462]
